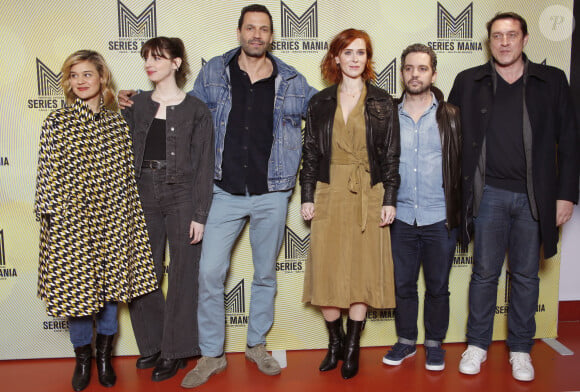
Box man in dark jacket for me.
[449,12,579,382]
[382,44,461,372]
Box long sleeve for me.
[190,105,215,224]
[380,98,401,206]
[34,113,64,218]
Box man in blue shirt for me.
[180,4,316,388]
[382,44,461,372]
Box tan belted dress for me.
[303,85,396,309]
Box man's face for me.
[237,11,273,58]
[489,18,529,68]
[401,52,437,95]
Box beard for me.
[241,39,269,58]
[404,80,431,95]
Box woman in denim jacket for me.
[122,37,214,382]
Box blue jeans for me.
[69,302,118,348]
[197,185,291,357]
[390,219,457,344]
[467,185,540,353]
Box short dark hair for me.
[486,12,528,38]
[141,37,190,88]
[238,4,273,32]
[400,43,437,72]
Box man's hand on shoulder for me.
[118,90,137,110]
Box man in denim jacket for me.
[181,4,316,388]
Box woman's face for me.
[144,50,180,84]
[335,38,368,81]
[69,61,102,104]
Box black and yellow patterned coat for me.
[34,98,158,318]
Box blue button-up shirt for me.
[396,93,446,226]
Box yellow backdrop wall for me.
[0,0,573,359]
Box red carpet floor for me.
[2,321,579,392]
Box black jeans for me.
[390,219,458,344]
[128,168,201,359]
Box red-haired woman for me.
[300,29,400,379]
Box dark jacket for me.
[300,82,400,206]
[122,91,215,224]
[448,57,579,257]
[394,86,462,230]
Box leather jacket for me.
[300,82,400,206]
[394,86,462,230]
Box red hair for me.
[321,28,375,84]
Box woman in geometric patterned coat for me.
[34,50,158,392]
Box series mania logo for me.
[271,1,328,53]
[27,59,65,111]
[428,2,482,53]
[374,59,397,97]
[277,226,309,273]
[225,279,248,326]
[495,272,545,315]
[0,230,17,280]
[109,0,156,52]
[453,241,472,267]
[366,307,395,322]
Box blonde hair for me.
[61,50,115,108]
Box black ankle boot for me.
[319,317,345,371]
[72,344,92,391]
[96,334,116,387]
[341,317,365,379]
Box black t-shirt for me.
[143,118,166,160]
[485,74,527,193]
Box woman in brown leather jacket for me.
[299,28,400,380]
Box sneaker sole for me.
[382,350,416,366]
[425,362,445,371]
[513,372,534,382]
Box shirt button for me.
[171,152,175,156]
[170,127,175,132]
[248,106,252,110]
[243,164,248,168]
[414,148,417,152]
[244,126,249,131]
[414,205,418,208]
[170,107,174,110]
[414,168,417,172]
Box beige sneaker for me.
[181,355,227,388]
[245,344,281,375]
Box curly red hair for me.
[321,28,375,84]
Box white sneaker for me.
[459,345,487,375]
[509,352,534,382]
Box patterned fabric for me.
[35,98,157,317]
